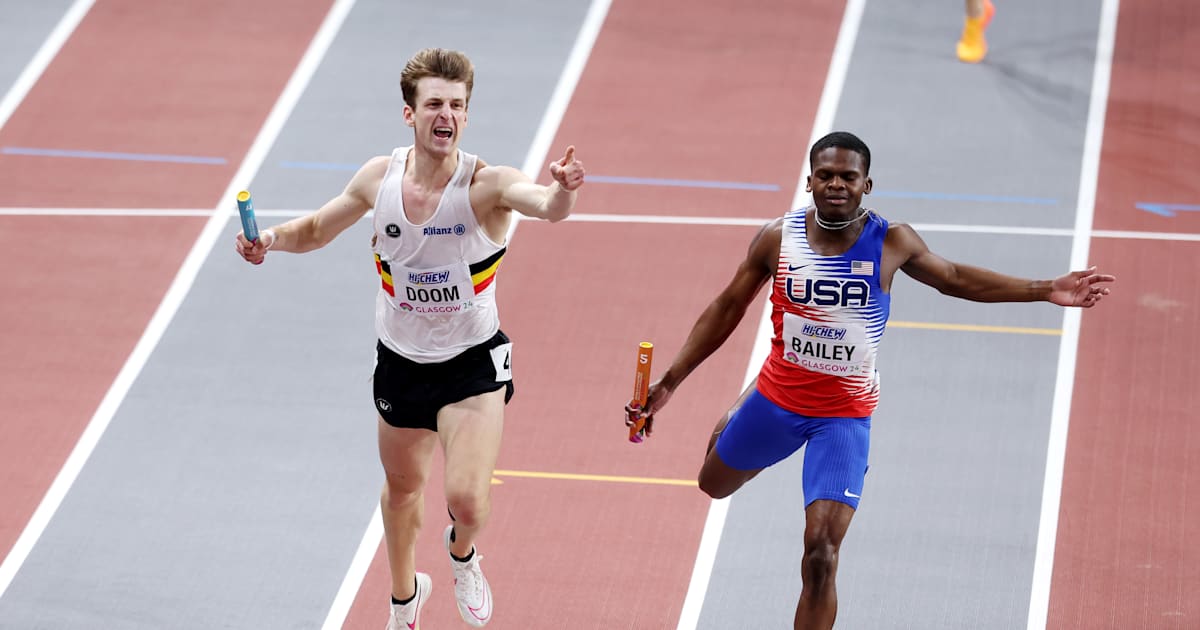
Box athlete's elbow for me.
[295,231,329,252]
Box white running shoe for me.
[386,572,432,630]
[443,525,493,627]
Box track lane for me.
[1050,0,1200,626]
[0,0,336,612]
[339,0,846,625]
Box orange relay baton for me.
[627,341,654,443]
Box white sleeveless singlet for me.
[371,147,507,363]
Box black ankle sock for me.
[391,577,418,606]
[448,525,474,562]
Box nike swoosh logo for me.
[406,589,423,629]
[468,578,492,619]
[844,489,861,499]
[788,263,809,272]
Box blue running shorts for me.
[714,388,871,509]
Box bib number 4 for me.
[490,343,513,382]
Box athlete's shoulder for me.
[755,216,785,244]
[347,154,392,192]
[363,154,392,171]
[882,220,926,256]
[882,218,916,237]
[469,161,526,194]
[746,217,784,270]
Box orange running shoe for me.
[957,0,995,63]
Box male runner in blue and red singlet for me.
[632,131,1114,630]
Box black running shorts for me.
[372,330,514,431]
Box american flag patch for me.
[851,260,874,276]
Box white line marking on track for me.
[1027,0,1120,628]
[5,208,1198,242]
[0,0,360,603]
[0,0,95,134]
[318,0,613,627]
[674,0,866,628]
[321,506,383,630]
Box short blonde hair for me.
[400,48,474,108]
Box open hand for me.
[1049,266,1115,307]
[549,145,585,191]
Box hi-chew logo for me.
[423,223,466,236]
[408,270,450,285]
[802,324,847,340]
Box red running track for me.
[0,0,334,566]
[1049,0,1200,627]
[339,0,848,627]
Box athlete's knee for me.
[444,487,490,526]
[801,540,840,589]
[383,472,426,507]
[697,469,740,499]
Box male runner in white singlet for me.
[236,48,585,629]
[631,132,1114,630]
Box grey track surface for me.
[0,0,1114,628]
[841,0,1098,229]
[0,0,78,107]
[0,1,591,629]
[696,1,1100,629]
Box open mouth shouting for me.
[433,126,453,140]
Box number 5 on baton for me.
[627,341,654,443]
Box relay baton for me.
[627,341,654,443]
[236,190,260,243]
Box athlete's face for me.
[806,148,872,218]
[404,77,468,158]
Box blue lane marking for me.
[271,161,1066,207]
[869,189,1059,206]
[1136,202,1200,218]
[279,160,360,172]
[2,146,226,165]
[276,162,782,191]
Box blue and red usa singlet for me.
[756,208,892,418]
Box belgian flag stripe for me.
[468,247,506,275]
[374,254,395,297]
[470,248,505,294]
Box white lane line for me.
[0,0,360,602]
[1091,228,1200,242]
[5,208,1199,243]
[317,0,613,628]
[674,1,866,628]
[321,505,383,630]
[1027,0,1120,628]
[0,0,95,133]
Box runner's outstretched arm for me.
[639,219,780,433]
[476,146,585,223]
[890,223,1115,306]
[234,156,388,263]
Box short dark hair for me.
[809,131,871,174]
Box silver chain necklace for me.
[813,207,868,230]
